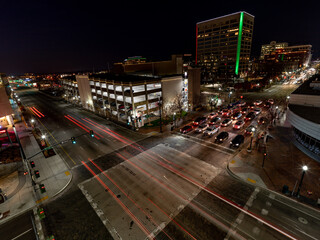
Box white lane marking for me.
[225,187,260,240]
[183,133,234,151]
[11,228,33,240]
[179,135,232,155]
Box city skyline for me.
[1,1,319,74]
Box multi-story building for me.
[260,41,288,60]
[196,11,254,81]
[61,68,200,128]
[254,44,312,74]
[287,74,320,162]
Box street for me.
[2,88,320,240]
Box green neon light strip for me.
[235,12,244,75]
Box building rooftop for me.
[292,74,320,96]
[197,11,255,25]
[89,73,161,83]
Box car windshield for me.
[236,121,242,125]
[207,127,214,131]
[198,125,206,128]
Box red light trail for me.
[88,158,174,240]
[81,161,154,239]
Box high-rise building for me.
[196,11,254,81]
[260,41,288,60]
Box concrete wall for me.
[76,75,95,111]
[188,68,201,109]
[0,162,20,178]
[161,76,183,113]
[289,94,320,107]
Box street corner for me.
[237,172,267,188]
[228,156,244,168]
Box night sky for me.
[1,0,319,74]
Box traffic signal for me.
[38,208,46,219]
[71,137,76,144]
[30,161,35,168]
[34,170,40,178]
[240,96,243,99]
[39,184,46,193]
[89,130,94,138]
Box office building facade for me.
[196,11,254,81]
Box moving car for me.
[245,125,257,135]
[230,135,245,148]
[221,118,232,127]
[231,111,242,120]
[180,125,193,134]
[253,108,261,115]
[233,120,245,130]
[209,117,221,125]
[249,103,255,109]
[203,125,220,137]
[245,112,256,121]
[195,123,208,133]
[238,101,246,107]
[215,131,229,143]
[193,117,206,126]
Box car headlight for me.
[230,141,232,144]
[236,144,239,146]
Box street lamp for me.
[247,127,255,152]
[173,112,176,128]
[296,165,308,197]
[229,91,232,103]
[31,119,35,123]
[41,135,46,139]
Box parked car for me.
[254,100,263,106]
[195,123,208,133]
[180,125,193,134]
[215,131,229,143]
[245,112,256,121]
[231,111,242,120]
[245,125,257,135]
[221,118,232,127]
[209,117,221,125]
[258,117,268,125]
[233,120,245,130]
[193,117,206,126]
[208,112,218,119]
[203,125,220,137]
[230,135,245,148]
[253,108,262,115]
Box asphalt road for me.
[8,88,320,240]
[0,210,36,240]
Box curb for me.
[226,161,320,213]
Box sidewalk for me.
[0,101,72,224]
[228,110,320,208]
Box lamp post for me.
[158,97,162,133]
[173,112,176,128]
[296,165,308,197]
[247,127,255,152]
[229,91,232,103]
